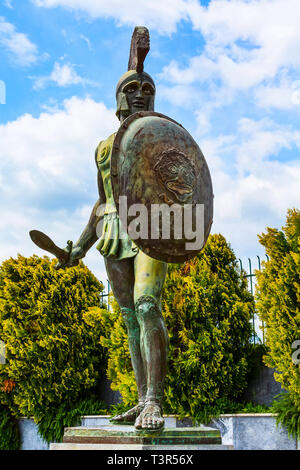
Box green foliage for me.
[109,401,132,418]
[162,234,254,417]
[191,398,271,425]
[245,343,268,382]
[36,397,108,444]
[100,234,255,417]
[271,393,300,439]
[0,404,20,450]
[255,209,300,420]
[99,297,137,405]
[0,254,109,446]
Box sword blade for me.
[29,230,69,262]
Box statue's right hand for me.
[55,243,85,270]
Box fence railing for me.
[238,256,269,344]
[100,280,111,310]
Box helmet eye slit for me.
[123,82,139,94]
[142,85,154,96]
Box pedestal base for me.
[50,424,233,450]
[50,442,233,450]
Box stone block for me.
[63,425,222,446]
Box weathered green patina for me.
[29,26,213,432]
[63,426,222,446]
[111,111,213,262]
[95,133,138,260]
[61,26,170,431]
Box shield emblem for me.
[111,111,213,263]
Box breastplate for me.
[96,133,117,214]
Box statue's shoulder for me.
[95,132,117,166]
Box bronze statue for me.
[30,26,213,431]
[65,27,168,430]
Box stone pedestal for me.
[50,424,233,450]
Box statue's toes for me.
[141,413,164,429]
[134,413,143,429]
[145,416,153,429]
[157,417,164,429]
[152,415,164,429]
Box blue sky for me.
[0,0,300,284]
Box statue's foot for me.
[135,401,164,430]
[110,403,145,424]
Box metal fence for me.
[99,255,269,344]
[238,256,269,344]
[100,280,111,310]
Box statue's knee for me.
[120,307,139,333]
[135,295,161,324]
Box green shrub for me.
[256,208,300,437]
[271,393,300,440]
[100,298,136,404]
[36,397,108,444]
[245,343,268,382]
[189,398,271,425]
[0,254,108,446]
[0,404,20,450]
[101,234,255,420]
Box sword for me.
[29,230,78,267]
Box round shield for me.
[111,111,213,263]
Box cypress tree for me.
[0,255,107,421]
[256,209,300,437]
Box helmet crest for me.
[116,27,155,120]
[128,26,150,73]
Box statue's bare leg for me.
[105,257,147,423]
[133,251,168,430]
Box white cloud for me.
[2,0,300,270]
[3,0,13,8]
[158,84,204,109]
[211,159,300,258]
[0,96,118,199]
[31,0,300,81]
[32,1,300,112]
[235,118,300,172]
[32,0,193,34]
[0,97,118,280]
[159,56,218,86]
[255,76,300,110]
[201,118,300,257]
[80,34,92,50]
[157,0,300,118]
[31,61,98,89]
[188,0,300,86]
[154,0,300,188]
[0,16,38,66]
[0,94,299,277]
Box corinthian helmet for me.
[116,26,156,120]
